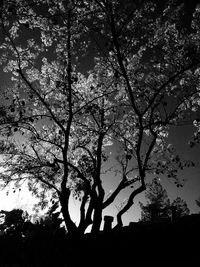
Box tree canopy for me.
[0,0,200,236]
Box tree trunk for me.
[59,190,79,237]
[91,205,102,234]
[116,184,146,227]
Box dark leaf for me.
[126,155,132,160]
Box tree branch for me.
[116,183,146,227]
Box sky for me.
[0,0,200,231]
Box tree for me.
[139,178,170,221]
[140,180,190,222]
[42,201,65,235]
[0,0,120,236]
[0,0,200,236]
[171,197,190,218]
[0,209,29,236]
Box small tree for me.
[0,209,29,236]
[42,201,65,235]
[171,197,190,218]
[139,178,170,221]
[140,180,190,221]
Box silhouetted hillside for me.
[0,214,199,266]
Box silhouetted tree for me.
[139,178,170,221]
[0,0,200,236]
[0,209,29,236]
[42,201,65,236]
[140,180,190,221]
[171,197,190,218]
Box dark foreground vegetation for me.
[0,213,199,266]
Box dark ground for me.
[0,214,199,266]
